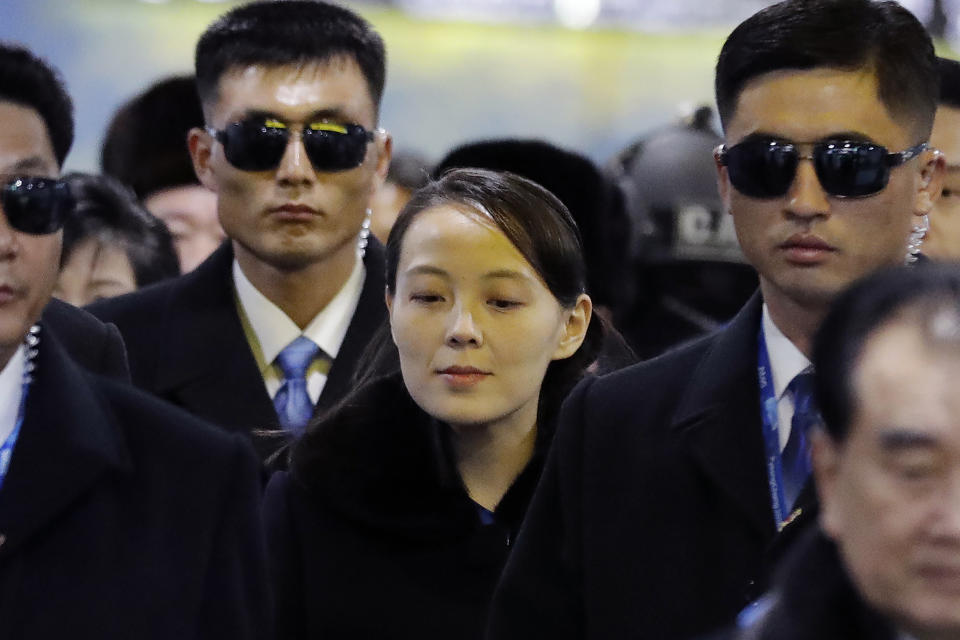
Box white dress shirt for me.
[0,345,26,446]
[233,258,366,404]
[761,303,813,451]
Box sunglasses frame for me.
[715,139,929,199]
[205,119,379,173]
[1,176,73,235]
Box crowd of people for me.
[2,0,960,638]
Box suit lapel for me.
[154,243,278,432]
[672,293,776,540]
[0,332,131,557]
[315,240,388,414]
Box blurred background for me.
[0,0,953,172]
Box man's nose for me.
[785,158,831,220]
[275,127,316,185]
[0,209,20,259]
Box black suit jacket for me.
[0,327,269,639]
[486,293,816,640]
[40,298,129,381]
[87,241,388,460]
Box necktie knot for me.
[276,336,319,380]
[273,336,320,433]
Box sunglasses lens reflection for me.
[1,178,72,235]
[725,140,892,199]
[218,120,371,173]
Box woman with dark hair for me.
[53,172,180,305]
[263,168,607,638]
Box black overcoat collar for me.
[669,291,819,550]
[0,330,132,558]
[670,292,776,539]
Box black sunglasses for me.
[1,176,73,235]
[715,139,928,199]
[206,118,376,173]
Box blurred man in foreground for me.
[727,264,960,640]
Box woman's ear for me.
[384,288,399,346]
[552,294,593,361]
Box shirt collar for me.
[0,345,26,445]
[761,303,812,400]
[232,257,366,370]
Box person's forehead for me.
[931,105,960,167]
[852,320,960,440]
[0,100,58,176]
[726,67,913,148]
[210,58,376,125]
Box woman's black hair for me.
[288,168,606,476]
[813,263,960,442]
[60,173,180,289]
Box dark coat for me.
[87,240,388,460]
[263,374,548,640]
[0,325,270,639]
[486,293,817,640]
[40,298,129,381]
[710,529,899,640]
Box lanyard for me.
[757,325,790,527]
[0,370,29,491]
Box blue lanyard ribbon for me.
[757,325,790,527]
[0,367,30,491]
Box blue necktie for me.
[781,371,820,510]
[273,336,320,433]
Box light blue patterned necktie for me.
[273,336,320,433]
[781,370,820,510]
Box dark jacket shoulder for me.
[40,298,129,381]
[719,530,898,640]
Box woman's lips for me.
[437,366,491,389]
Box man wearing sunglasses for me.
[0,43,268,637]
[89,0,392,463]
[487,1,944,639]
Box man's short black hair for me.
[101,75,203,200]
[195,0,386,115]
[813,264,960,442]
[716,0,938,140]
[939,57,960,110]
[0,42,73,167]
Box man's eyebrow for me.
[736,131,879,144]
[3,156,54,174]
[878,428,939,450]
[232,108,356,124]
[817,131,876,143]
